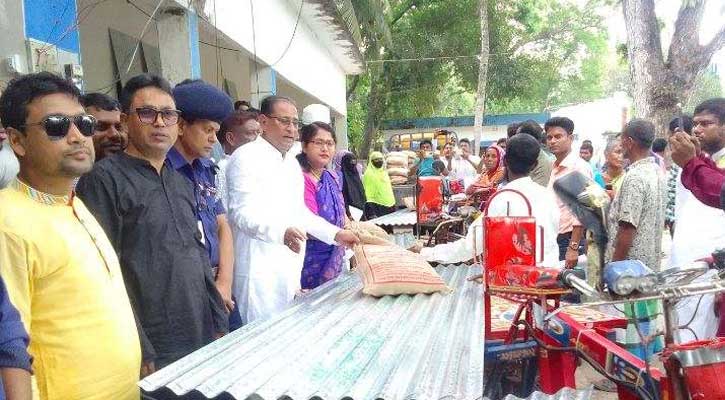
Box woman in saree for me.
[296,122,346,290]
[466,144,506,195]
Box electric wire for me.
[269,0,304,67]
[87,0,165,93]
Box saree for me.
[467,145,505,194]
[301,170,346,289]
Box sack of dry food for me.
[387,167,409,177]
[354,243,451,296]
[385,156,407,168]
[346,220,391,245]
[390,176,409,185]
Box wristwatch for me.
[568,242,579,251]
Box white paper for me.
[349,206,363,221]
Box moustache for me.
[64,146,92,156]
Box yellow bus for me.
[386,129,458,151]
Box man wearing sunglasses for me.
[0,72,141,398]
[226,95,359,325]
[76,74,228,375]
[80,92,127,160]
[168,79,239,329]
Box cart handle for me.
[482,188,544,263]
[483,188,532,216]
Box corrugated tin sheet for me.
[367,209,417,227]
[139,265,592,400]
[504,388,593,400]
[390,232,417,249]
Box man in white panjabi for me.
[226,96,358,324]
[418,134,560,268]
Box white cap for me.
[301,104,331,125]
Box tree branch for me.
[704,26,725,58]
[668,2,724,88]
[390,0,417,26]
[346,75,361,102]
[668,0,706,68]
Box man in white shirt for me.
[0,123,19,189]
[225,96,358,324]
[417,134,560,267]
[216,110,260,209]
[452,138,480,188]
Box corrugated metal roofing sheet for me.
[504,388,593,400]
[367,209,417,227]
[139,265,592,400]
[390,232,417,249]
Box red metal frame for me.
[481,187,672,399]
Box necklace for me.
[310,168,324,181]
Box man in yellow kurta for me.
[0,72,140,399]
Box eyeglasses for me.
[95,121,123,133]
[22,114,97,140]
[693,119,718,129]
[309,139,335,148]
[265,115,301,129]
[130,107,181,126]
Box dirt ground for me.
[575,356,665,399]
[575,362,618,400]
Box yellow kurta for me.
[0,179,140,400]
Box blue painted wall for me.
[382,112,550,130]
[24,0,80,53]
[188,10,201,79]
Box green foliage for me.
[346,0,614,152]
[684,68,724,113]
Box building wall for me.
[204,0,348,114]
[77,0,160,95]
[0,0,27,88]
[198,28,251,101]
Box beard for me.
[59,157,93,177]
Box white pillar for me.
[157,6,201,85]
[249,65,276,108]
[334,113,349,151]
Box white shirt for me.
[449,155,481,188]
[0,142,19,189]
[670,150,725,269]
[421,177,561,267]
[712,147,725,164]
[215,154,230,210]
[226,137,341,324]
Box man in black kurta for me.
[76,74,228,373]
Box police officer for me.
[167,79,240,328]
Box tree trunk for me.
[359,65,387,159]
[473,0,490,156]
[622,0,725,136]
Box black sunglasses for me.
[130,107,181,126]
[22,114,97,140]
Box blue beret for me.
[173,80,234,125]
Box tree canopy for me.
[347,0,616,156]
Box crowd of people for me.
[0,69,723,399]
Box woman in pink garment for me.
[296,122,346,289]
